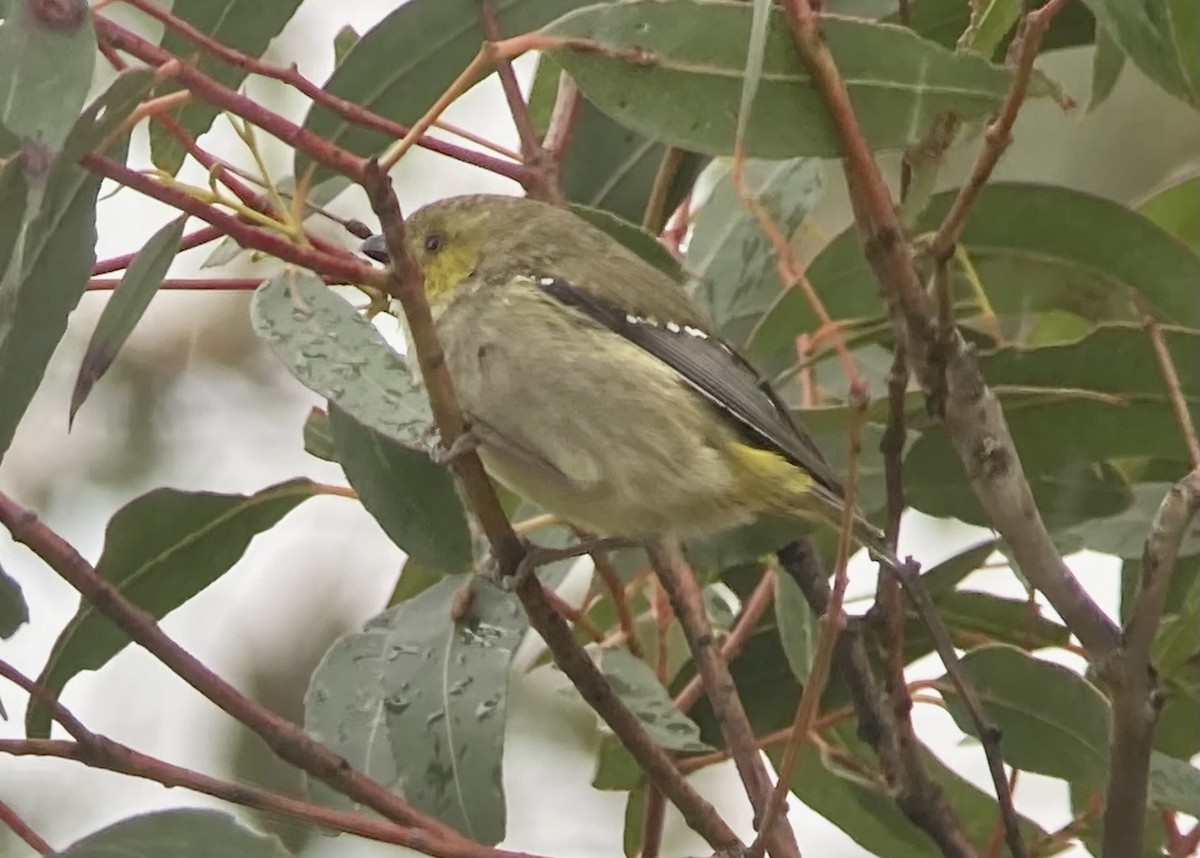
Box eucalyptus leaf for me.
[0,0,94,154]
[70,216,186,425]
[0,560,28,640]
[547,2,1046,158]
[305,577,525,843]
[250,271,434,448]
[56,809,290,858]
[1079,0,1198,106]
[27,479,320,738]
[151,0,304,175]
[328,403,472,575]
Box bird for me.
[360,194,902,570]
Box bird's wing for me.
[535,276,846,500]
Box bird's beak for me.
[359,234,390,264]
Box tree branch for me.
[1102,468,1200,857]
[0,497,466,843]
[647,539,801,858]
[0,799,51,856]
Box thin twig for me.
[927,0,1073,262]
[1134,295,1200,468]
[541,72,583,159]
[750,386,869,858]
[0,799,51,856]
[776,540,977,857]
[590,544,642,658]
[112,0,525,182]
[642,147,686,233]
[647,539,801,858]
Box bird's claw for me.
[428,427,481,466]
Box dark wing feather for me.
[536,276,845,500]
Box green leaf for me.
[622,781,648,858]
[921,539,998,599]
[250,271,434,448]
[754,184,1200,361]
[333,24,360,66]
[771,722,1047,856]
[1137,174,1199,251]
[884,0,1095,55]
[388,557,443,605]
[151,0,304,175]
[57,809,290,858]
[297,0,587,185]
[593,648,711,752]
[0,73,150,464]
[1148,751,1200,816]
[902,591,1070,665]
[70,216,186,425]
[26,479,319,738]
[1058,480,1200,559]
[328,403,472,575]
[301,406,335,462]
[305,577,525,843]
[687,158,824,346]
[560,96,706,225]
[0,154,28,292]
[547,2,1043,158]
[0,560,28,639]
[774,570,815,682]
[570,205,683,279]
[1089,23,1127,111]
[957,0,1021,58]
[1079,0,1198,105]
[941,645,1110,787]
[0,0,95,153]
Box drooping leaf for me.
[941,645,1110,788]
[328,403,472,575]
[0,0,95,154]
[593,647,711,753]
[297,0,587,185]
[151,0,304,175]
[0,72,151,464]
[305,576,525,843]
[1058,480,1200,559]
[1078,0,1198,106]
[1137,174,1199,250]
[753,184,1200,362]
[901,590,1070,665]
[27,479,319,738]
[56,809,290,858]
[774,569,815,682]
[920,539,999,598]
[301,406,335,462]
[1089,23,1127,111]
[70,216,186,425]
[0,560,28,639]
[770,722,1047,857]
[547,2,1048,158]
[944,644,1200,816]
[687,158,824,345]
[250,271,434,449]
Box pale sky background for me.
[1,2,1197,857]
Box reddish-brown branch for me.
[0,738,556,858]
[590,544,642,658]
[647,539,801,858]
[928,0,1073,262]
[93,225,222,275]
[94,18,367,182]
[111,0,525,183]
[1174,821,1200,857]
[87,277,268,291]
[0,799,51,856]
[83,154,379,288]
[1135,295,1200,468]
[0,495,465,842]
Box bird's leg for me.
[484,536,636,591]
[427,425,482,466]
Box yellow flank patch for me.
[726,442,813,516]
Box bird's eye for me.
[424,233,444,254]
